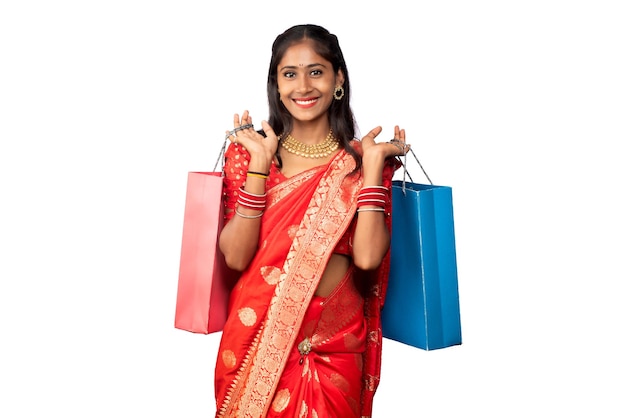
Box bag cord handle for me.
[212,138,228,173]
[399,148,433,194]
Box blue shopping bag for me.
[382,150,462,350]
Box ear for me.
[336,69,345,87]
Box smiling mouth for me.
[293,98,318,106]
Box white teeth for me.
[295,99,316,105]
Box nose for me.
[296,76,312,94]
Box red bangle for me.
[357,186,389,208]
[237,187,267,210]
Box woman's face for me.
[276,40,343,125]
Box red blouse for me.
[222,143,355,256]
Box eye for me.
[283,71,296,79]
[310,69,323,77]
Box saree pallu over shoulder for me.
[215,149,363,418]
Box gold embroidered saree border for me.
[235,150,362,417]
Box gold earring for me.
[333,86,344,100]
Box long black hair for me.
[266,24,362,171]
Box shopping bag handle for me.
[398,147,433,194]
[212,138,228,173]
[212,123,255,172]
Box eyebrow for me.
[279,63,328,72]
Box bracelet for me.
[361,185,389,191]
[237,187,267,210]
[247,171,269,179]
[239,186,267,201]
[234,207,264,219]
[357,198,387,208]
[357,186,389,209]
[237,199,266,210]
[356,207,386,213]
[247,170,269,177]
[238,187,266,198]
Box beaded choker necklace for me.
[280,129,339,158]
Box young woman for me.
[214,24,410,418]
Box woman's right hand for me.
[226,110,278,171]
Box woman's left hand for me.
[361,125,410,159]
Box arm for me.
[351,125,408,270]
[218,112,278,271]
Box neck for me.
[289,122,332,144]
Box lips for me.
[293,98,318,108]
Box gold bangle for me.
[247,172,268,179]
[246,170,270,179]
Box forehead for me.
[278,40,329,68]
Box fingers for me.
[364,125,407,145]
[390,141,410,154]
[226,111,256,142]
[362,126,383,142]
[261,120,278,140]
[393,125,406,141]
[237,111,254,133]
[389,126,409,155]
[240,110,251,127]
[233,110,252,127]
[224,115,278,152]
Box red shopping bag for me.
[174,171,238,334]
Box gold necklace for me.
[280,129,339,158]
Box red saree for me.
[215,142,396,418]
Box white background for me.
[1,1,625,417]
